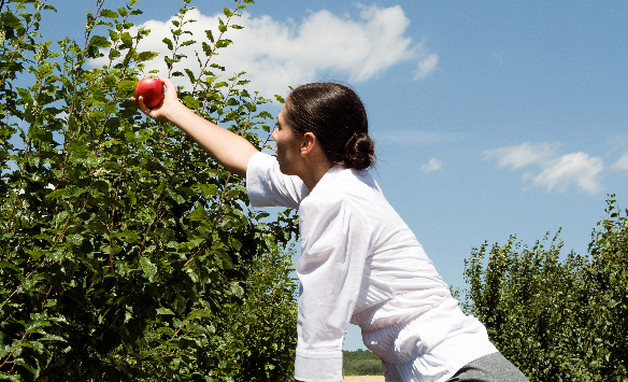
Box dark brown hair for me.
[283,82,375,170]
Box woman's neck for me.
[295,132,333,190]
[300,161,332,190]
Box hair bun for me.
[344,132,375,170]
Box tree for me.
[0,0,298,380]
[462,195,627,381]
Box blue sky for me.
[41,1,627,350]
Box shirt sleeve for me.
[245,151,309,208]
[294,192,372,382]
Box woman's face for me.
[272,106,303,175]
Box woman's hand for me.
[131,77,180,122]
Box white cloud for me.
[529,152,603,194]
[612,153,628,170]
[95,5,436,97]
[484,142,559,169]
[414,53,439,80]
[421,157,443,173]
[485,142,604,194]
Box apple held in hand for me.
[135,77,164,108]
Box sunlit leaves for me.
[1,0,297,380]
[462,196,628,381]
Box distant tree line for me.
[343,350,383,376]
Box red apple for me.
[135,77,164,108]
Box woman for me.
[133,78,528,382]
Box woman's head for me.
[281,82,375,170]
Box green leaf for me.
[205,29,215,43]
[187,208,208,222]
[230,283,244,298]
[162,37,173,50]
[89,35,111,49]
[140,257,158,281]
[157,308,174,315]
[120,31,133,47]
[138,50,158,62]
[100,9,118,19]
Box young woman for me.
[133,78,528,382]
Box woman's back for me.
[298,165,497,381]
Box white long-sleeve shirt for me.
[246,152,496,382]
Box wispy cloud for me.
[94,5,437,97]
[414,53,439,80]
[528,152,603,193]
[421,157,443,173]
[485,142,604,194]
[485,142,559,169]
[612,153,628,170]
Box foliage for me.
[343,350,383,376]
[0,0,299,381]
[462,195,627,382]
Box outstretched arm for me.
[132,77,258,177]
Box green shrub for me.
[462,195,627,381]
[0,0,298,380]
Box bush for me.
[0,0,298,380]
[462,195,627,381]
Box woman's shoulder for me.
[246,152,308,208]
[303,167,385,211]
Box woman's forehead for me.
[277,105,286,122]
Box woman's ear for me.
[300,132,317,155]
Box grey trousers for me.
[446,352,529,382]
